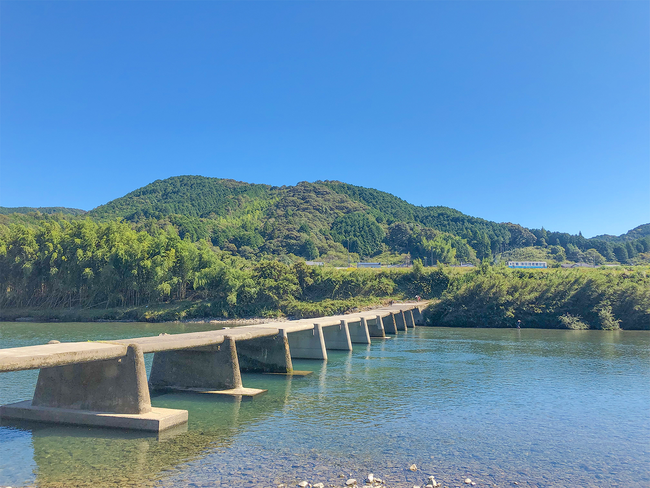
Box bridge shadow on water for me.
[0,371,310,488]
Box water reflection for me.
[0,373,305,488]
[1,324,649,488]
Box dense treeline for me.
[1,219,648,328]
[0,219,650,329]
[0,220,448,317]
[529,227,650,265]
[426,266,650,330]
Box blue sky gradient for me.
[1,1,648,237]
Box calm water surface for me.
[0,322,648,488]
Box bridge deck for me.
[0,342,128,373]
[0,303,422,373]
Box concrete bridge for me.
[0,303,425,432]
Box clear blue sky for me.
[1,1,648,238]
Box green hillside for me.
[89,176,272,220]
[86,176,480,263]
[2,175,648,266]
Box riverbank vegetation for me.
[0,218,451,320]
[0,216,647,329]
[426,265,649,330]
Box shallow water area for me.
[1,322,649,487]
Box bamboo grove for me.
[0,219,447,314]
[1,219,648,329]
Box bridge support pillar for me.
[367,315,386,338]
[405,309,415,328]
[236,332,293,373]
[348,318,371,344]
[394,311,408,332]
[149,336,266,398]
[412,307,425,325]
[0,344,187,432]
[383,314,398,334]
[287,324,327,360]
[322,320,352,351]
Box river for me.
[1,322,648,488]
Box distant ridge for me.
[0,206,87,216]
[592,224,650,242]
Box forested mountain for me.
[2,175,649,266]
[86,176,482,263]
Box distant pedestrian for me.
[517,320,521,329]
[416,295,421,302]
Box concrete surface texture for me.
[348,318,371,344]
[33,344,151,414]
[367,315,386,338]
[321,320,352,351]
[149,336,242,391]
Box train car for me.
[507,261,547,269]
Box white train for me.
[508,261,547,269]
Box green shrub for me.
[597,305,621,330]
[558,313,589,330]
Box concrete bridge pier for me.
[382,314,398,334]
[405,309,415,328]
[348,318,371,344]
[236,332,293,374]
[367,315,386,338]
[394,311,408,332]
[322,320,352,351]
[287,324,328,360]
[412,307,425,325]
[0,344,187,432]
[149,336,266,398]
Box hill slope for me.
[88,175,513,262]
[2,175,648,265]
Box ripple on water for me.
[0,325,649,487]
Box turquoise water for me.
[1,322,649,488]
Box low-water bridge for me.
[0,303,424,432]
